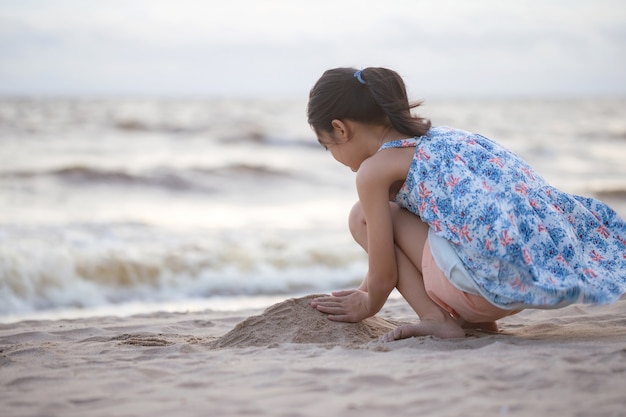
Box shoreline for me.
[0,294,299,325]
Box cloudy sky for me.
[1,0,624,98]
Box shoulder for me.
[356,146,412,190]
[418,126,495,159]
[422,126,477,144]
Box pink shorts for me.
[422,239,520,323]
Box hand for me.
[310,289,371,323]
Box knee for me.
[349,201,402,249]
[349,201,367,248]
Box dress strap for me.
[377,137,420,152]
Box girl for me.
[307,67,626,342]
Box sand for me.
[212,295,398,349]
[1,294,625,417]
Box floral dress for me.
[380,126,626,309]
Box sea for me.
[1,97,625,322]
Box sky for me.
[0,0,625,98]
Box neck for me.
[345,121,407,159]
[379,125,392,147]
[378,124,407,144]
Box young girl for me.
[307,67,626,342]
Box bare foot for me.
[381,318,465,342]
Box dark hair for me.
[307,67,431,138]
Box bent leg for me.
[391,205,504,331]
[349,202,464,340]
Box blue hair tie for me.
[354,69,366,85]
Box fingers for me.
[331,289,356,297]
[327,314,352,322]
[309,299,357,322]
[313,303,344,315]
[310,297,335,306]
[312,301,355,320]
[310,299,340,311]
[310,292,350,309]
[309,290,364,323]
[311,291,352,305]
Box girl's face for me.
[317,131,360,172]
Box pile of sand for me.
[211,294,399,348]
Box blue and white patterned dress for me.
[380,126,626,309]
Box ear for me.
[330,119,353,143]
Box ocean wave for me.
[593,188,626,199]
[106,119,316,148]
[0,163,295,192]
[217,132,319,148]
[112,119,208,135]
[0,98,314,147]
[192,163,292,178]
[0,225,365,315]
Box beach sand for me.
[1,295,625,417]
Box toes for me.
[381,327,407,343]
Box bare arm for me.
[355,158,398,314]
[312,149,410,322]
[357,273,368,292]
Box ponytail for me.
[307,67,431,137]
